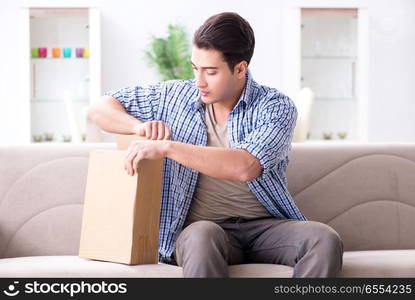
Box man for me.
[88,12,343,278]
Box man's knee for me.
[175,220,230,266]
[176,221,227,251]
[302,222,343,252]
[309,222,343,259]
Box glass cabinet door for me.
[30,8,90,143]
[301,8,358,141]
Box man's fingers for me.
[151,122,158,140]
[145,122,152,139]
[124,145,134,172]
[125,147,138,176]
[164,125,171,140]
[132,152,142,175]
[157,122,165,140]
[126,153,135,176]
[141,121,171,140]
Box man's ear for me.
[234,61,248,79]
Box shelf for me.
[303,140,357,143]
[314,97,355,101]
[31,58,89,60]
[31,99,89,103]
[301,56,357,59]
[31,141,87,144]
[21,7,101,144]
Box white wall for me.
[0,1,26,144]
[1,0,415,143]
[97,0,283,91]
[367,0,415,141]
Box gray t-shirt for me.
[184,103,271,226]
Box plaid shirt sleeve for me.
[234,94,298,176]
[104,83,163,122]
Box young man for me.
[88,12,343,278]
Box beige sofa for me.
[1,142,415,277]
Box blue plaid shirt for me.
[105,70,307,263]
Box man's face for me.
[191,47,241,105]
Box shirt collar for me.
[190,68,255,111]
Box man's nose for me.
[195,74,207,88]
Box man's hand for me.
[124,140,170,176]
[135,121,171,140]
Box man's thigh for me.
[243,218,333,266]
[175,220,244,266]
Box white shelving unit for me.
[19,7,101,143]
[281,5,369,143]
[301,8,358,141]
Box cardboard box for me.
[79,135,163,264]
[116,134,146,150]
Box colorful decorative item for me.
[52,48,61,58]
[39,47,47,58]
[63,48,72,58]
[83,47,89,58]
[31,48,39,58]
[75,48,84,58]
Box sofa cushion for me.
[1,250,415,278]
[340,250,415,277]
[0,256,293,278]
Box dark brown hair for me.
[193,12,255,72]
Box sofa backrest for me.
[1,143,415,258]
[287,143,415,251]
[0,144,114,259]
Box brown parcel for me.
[116,134,146,150]
[79,145,163,265]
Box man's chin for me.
[200,95,218,104]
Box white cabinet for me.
[20,7,101,143]
[301,9,358,141]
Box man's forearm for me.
[88,96,142,134]
[164,141,262,182]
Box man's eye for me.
[207,72,217,76]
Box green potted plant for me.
[145,24,194,81]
